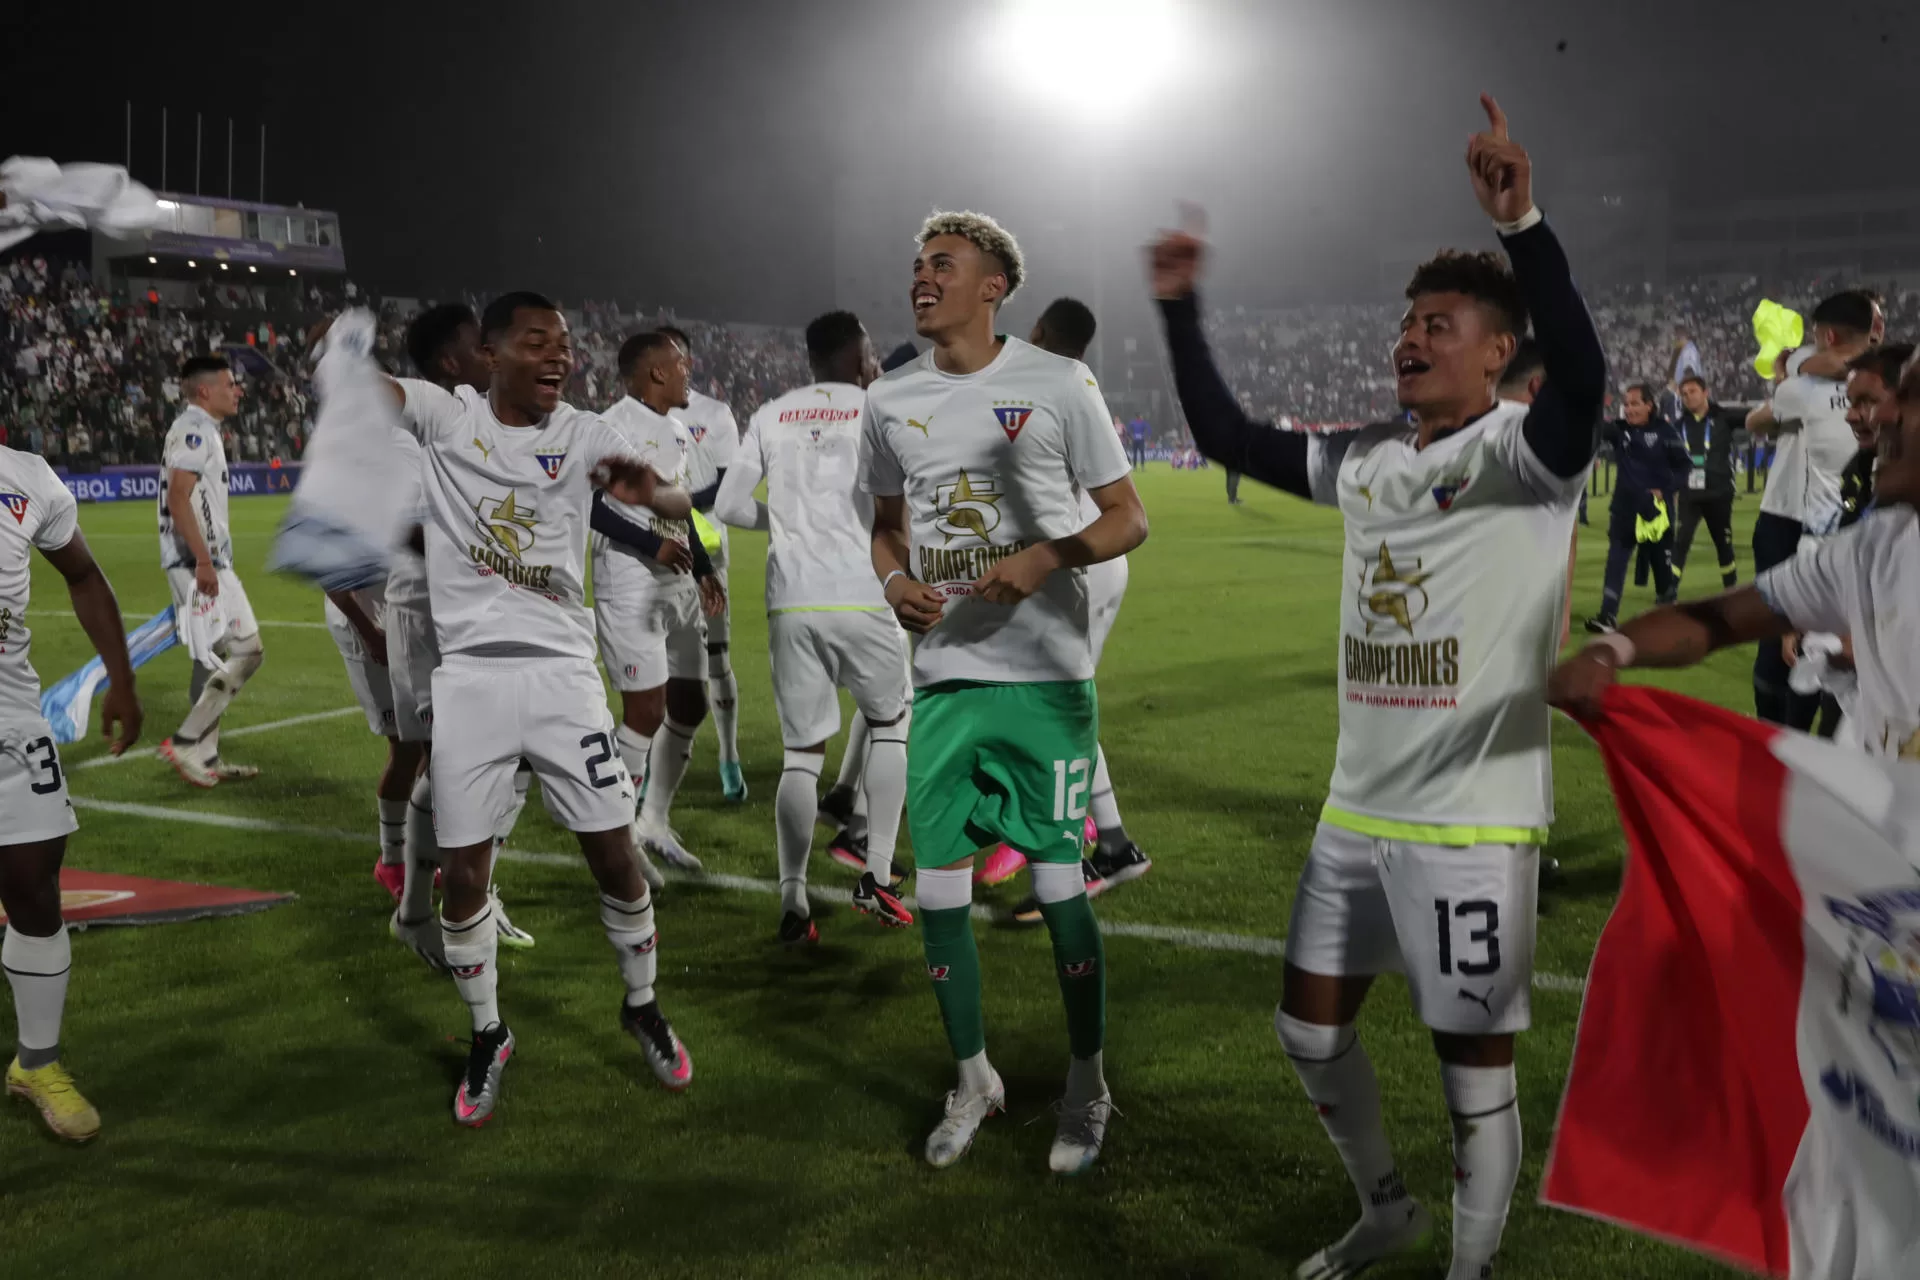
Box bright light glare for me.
[992,0,1185,121]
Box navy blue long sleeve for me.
[1155,295,1313,498]
[590,490,664,558]
[1500,219,1608,478]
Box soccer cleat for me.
[1009,858,1107,926]
[390,909,449,972]
[1583,614,1617,635]
[719,760,748,804]
[826,826,868,874]
[209,758,260,780]
[453,1024,514,1127]
[924,1071,1006,1169]
[850,871,913,928]
[634,819,703,873]
[1294,1201,1434,1279]
[975,844,1028,887]
[490,884,535,949]
[777,911,819,947]
[373,859,406,903]
[6,1058,100,1143]
[158,737,219,788]
[816,783,857,830]
[1087,841,1152,891]
[1083,815,1098,847]
[1049,1092,1116,1175]
[619,999,693,1091]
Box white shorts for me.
[166,565,260,646]
[327,614,397,737]
[0,719,79,846]
[385,600,438,743]
[596,585,706,693]
[1087,556,1128,668]
[768,609,910,748]
[1285,821,1538,1035]
[430,658,635,847]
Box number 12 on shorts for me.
[1434,898,1501,976]
[1051,757,1092,821]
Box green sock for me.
[920,905,985,1059]
[1039,894,1106,1058]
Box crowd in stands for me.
[7,248,1920,469]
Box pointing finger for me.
[1480,93,1508,140]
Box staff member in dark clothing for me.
[1670,374,1741,588]
[1586,384,1688,633]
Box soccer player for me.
[383,304,534,949]
[593,332,727,877]
[364,291,697,1123]
[1744,290,1873,728]
[861,211,1147,1173]
[713,310,913,943]
[1004,296,1151,926]
[1150,97,1604,1278]
[656,325,747,802]
[1,443,142,1141]
[156,355,264,787]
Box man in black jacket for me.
[1670,374,1740,588]
[1586,384,1689,633]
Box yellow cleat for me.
[7,1058,101,1143]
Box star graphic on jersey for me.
[475,491,539,561]
[1900,726,1920,761]
[1356,485,1375,510]
[935,470,1002,545]
[472,437,494,461]
[1359,541,1431,637]
[907,415,932,437]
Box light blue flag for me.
[40,608,180,744]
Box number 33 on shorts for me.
[1,727,79,843]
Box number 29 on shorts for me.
[1052,757,1092,821]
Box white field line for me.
[77,706,364,769]
[67,796,1590,994]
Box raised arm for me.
[1148,228,1313,498]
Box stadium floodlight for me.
[989,0,1186,121]
[186,259,196,267]
[288,269,297,276]
[147,255,157,264]
[219,262,228,270]
[248,265,257,273]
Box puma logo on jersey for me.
[814,387,835,402]
[1356,485,1375,510]
[907,416,932,436]
[472,437,494,461]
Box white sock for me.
[617,724,653,809]
[776,750,823,917]
[834,715,870,791]
[957,1049,997,1099]
[708,643,740,766]
[177,635,261,742]
[1274,1010,1409,1223]
[861,717,909,882]
[1441,1062,1521,1280]
[1089,745,1126,846]
[378,797,407,866]
[599,891,657,1009]
[495,764,532,847]
[3,927,71,1068]
[639,716,697,827]
[441,905,500,1032]
[401,773,439,921]
[1065,1049,1107,1106]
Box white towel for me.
[0,156,167,252]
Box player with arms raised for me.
[0,444,142,1141]
[1151,98,1604,1278]
[862,212,1149,1173]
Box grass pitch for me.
[5,467,1757,1278]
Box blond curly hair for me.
[918,210,1025,303]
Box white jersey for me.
[158,405,232,569]
[382,432,431,614]
[679,388,738,495]
[398,380,643,663]
[859,337,1131,686]
[0,447,79,724]
[724,381,883,613]
[593,395,695,599]
[1758,507,1920,759]
[1307,402,1587,839]
[1770,373,1855,535]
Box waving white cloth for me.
[0,156,167,252]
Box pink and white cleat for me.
[1084,815,1098,847]
[453,1024,514,1127]
[620,999,693,1091]
[373,859,405,903]
[974,844,1028,887]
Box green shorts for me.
[907,679,1099,869]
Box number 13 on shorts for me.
[1052,757,1092,821]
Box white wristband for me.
[1586,633,1635,668]
[882,569,908,593]
[1494,206,1543,236]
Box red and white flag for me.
[1544,686,1920,1278]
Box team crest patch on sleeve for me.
[0,491,27,523]
[992,402,1034,441]
[689,424,708,442]
[185,433,202,448]
[535,452,567,479]
[1431,471,1472,510]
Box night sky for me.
[6,0,1916,326]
